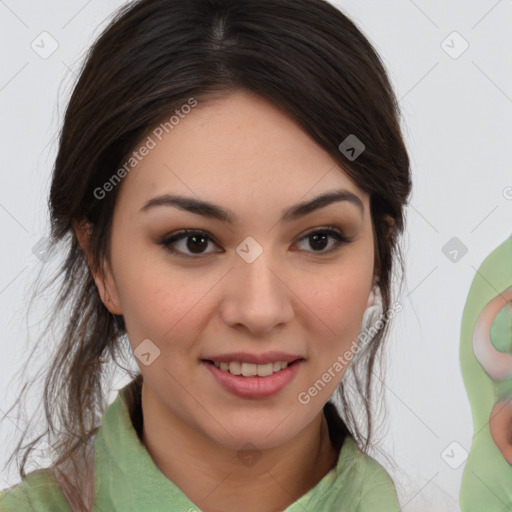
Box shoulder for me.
[0,469,71,512]
[356,453,400,510]
[339,437,400,511]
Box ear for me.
[384,215,395,240]
[72,219,123,315]
[369,215,395,306]
[366,287,376,308]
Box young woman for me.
[0,0,411,510]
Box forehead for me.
[115,90,369,219]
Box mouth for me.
[201,356,305,399]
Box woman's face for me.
[98,89,377,451]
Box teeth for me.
[229,361,241,375]
[242,362,257,377]
[212,360,290,376]
[256,363,273,377]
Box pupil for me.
[311,233,327,250]
[187,235,207,253]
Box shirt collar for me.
[92,379,360,511]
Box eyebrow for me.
[139,189,364,223]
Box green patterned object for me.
[460,233,512,511]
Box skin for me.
[76,89,388,511]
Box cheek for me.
[299,258,373,335]
[293,268,372,405]
[112,250,217,345]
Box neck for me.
[140,383,339,512]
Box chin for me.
[221,413,306,450]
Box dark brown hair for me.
[3,0,411,506]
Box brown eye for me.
[294,228,352,254]
[160,230,221,258]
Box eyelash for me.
[158,226,353,259]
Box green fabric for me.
[459,233,512,511]
[1,381,400,511]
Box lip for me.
[202,359,303,399]
[202,351,303,365]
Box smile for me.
[202,359,303,399]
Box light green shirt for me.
[0,381,400,511]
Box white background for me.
[1,1,511,511]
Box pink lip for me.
[202,351,303,365]
[202,359,303,399]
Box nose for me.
[219,250,294,335]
